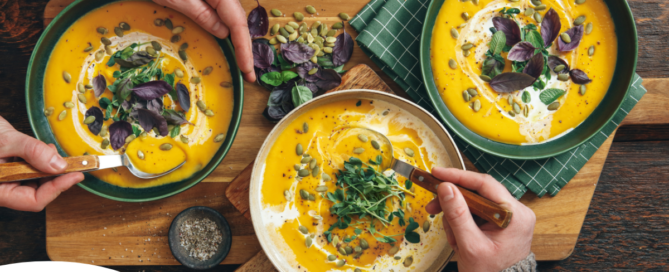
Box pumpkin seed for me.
[473,0,479,4]
[554,65,566,73]
[574,15,586,26]
[277,35,288,44]
[558,73,570,81]
[332,22,343,29]
[326,29,336,37]
[586,22,593,34]
[84,83,93,89]
[323,47,333,54]
[284,25,295,34]
[312,166,320,177]
[525,7,535,16]
[146,46,156,55]
[172,26,184,34]
[270,23,280,36]
[44,107,54,117]
[534,13,543,23]
[535,4,547,10]
[179,134,188,144]
[137,150,145,160]
[92,49,104,62]
[404,147,415,157]
[480,75,492,82]
[467,88,478,97]
[580,85,587,95]
[388,246,399,255]
[201,66,213,76]
[299,225,308,234]
[339,13,350,20]
[576,0,586,4]
[174,68,184,78]
[336,260,345,267]
[423,220,431,232]
[305,236,313,248]
[588,45,595,56]
[510,0,519,2]
[179,50,188,62]
[463,91,471,102]
[327,254,336,261]
[394,256,401,260]
[204,109,214,117]
[294,164,301,171]
[354,246,362,253]
[154,18,164,26]
[461,12,470,21]
[158,143,172,151]
[75,82,85,94]
[322,173,331,181]
[214,133,225,143]
[461,43,474,50]
[371,140,380,150]
[288,31,298,41]
[105,45,112,55]
[96,27,108,35]
[300,157,310,164]
[63,101,74,109]
[304,68,318,76]
[404,256,414,267]
[358,238,369,249]
[450,28,459,39]
[284,190,292,201]
[508,95,514,105]
[449,59,457,69]
[171,34,181,43]
[357,134,368,143]
[119,22,130,31]
[62,71,71,83]
[315,185,329,192]
[180,42,189,51]
[125,134,136,144]
[345,246,352,254]
[83,45,94,52]
[191,77,201,84]
[271,9,282,17]
[294,12,304,21]
[164,18,173,30]
[547,102,560,110]
[531,0,542,5]
[100,139,110,149]
[310,55,317,63]
[523,105,529,117]
[100,125,108,137]
[296,143,304,155]
[308,193,315,201]
[353,147,365,154]
[77,94,87,104]
[325,37,337,43]
[473,100,482,112]
[354,268,361,272]
[309,158,317,169]
[114,27,123,37]
[513,103,521,114]
[57,110,67,121]
[269,37,277,44]
[560,33,572,43]
[151,41,162,51]
[300,189,309,199]
[338,247,347,256]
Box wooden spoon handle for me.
[0,155,99,183]
[409,168,513,228]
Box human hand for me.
[425,167,536,272]
[154,0,255,83]
[0,116,84,212]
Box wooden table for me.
[0,0,667,271]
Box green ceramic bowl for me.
[25,0,243,202]
[420,0,637,160]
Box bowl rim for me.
[419,0,638,160]
[168,206,232,269]
[248,89,462,272]
[25,0,244,202]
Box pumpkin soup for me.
[43,1,234,188]
[431,0,617,144]
[259,99,451,271]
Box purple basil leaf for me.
[315,69,342,90]
[162,109,191,125]
[493,17,521,46]
[547,56,570,74]
[146,98,163,114]
[115,51,154,68]
[569,69,592,84]
[176,82,190,112]
[557,25,584,52]
[523,53,545,79]
[253,41,274,69]
[121,99,133,111]
[85,106,103,135]
[303,82,318,94]
[109,121,132,150]
[263,106,287,122]
[332,30,354,66]
[297,62,321,82]
[247,0,269,38]
[489,72,536,93]
[116,77,134,101]
[93,73,106,98]
[541,8,562,48]
[507,42,536,62]
[136,108,168,136]
[281,42,315,64]
[132,80,171,100]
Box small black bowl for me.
[168,206,232,270]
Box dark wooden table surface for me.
[1,0,667,271]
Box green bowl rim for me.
[25,0,244,202]
[419,0,638,160]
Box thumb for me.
[437,182,489,251]
[153,0,230,39]
[0,131,67,174]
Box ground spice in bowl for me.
[179,218,223,261]
[169,206,232,270]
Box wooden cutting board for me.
[44,0,669,267]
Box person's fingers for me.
[22,181,39,190]
[153,0,230,39]
[442,218,457,250]
[208,0,255,82]
[425,197,442,214]
[432,167,516,205]
[0,130,66,174]
[33,172,84,210]
[437,182,490,251]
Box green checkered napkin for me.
[350,0,647,199]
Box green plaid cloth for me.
[350,0,647,199]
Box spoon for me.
[335,126,513,228]
[0,154,185,183]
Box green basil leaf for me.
[261,71,283,87]
[539,88,565,105]
[489,31,507,56]
[522,91,531,103]
[131,124,142,137]
[105,104,112,121]
[281,70,299,83]
[524,30,545,50]
[291,85,313,107]
[170,124,181,138]
[98,97,112,109]
[163,73,177,101]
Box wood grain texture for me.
[234,251,278,272]
[0,155,99,182]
